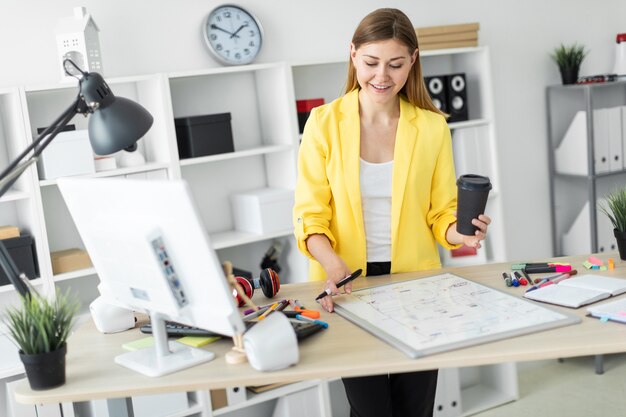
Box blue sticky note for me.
[600,316,609,323]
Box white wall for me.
[0,0,624,262]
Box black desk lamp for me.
[0,59,154,298]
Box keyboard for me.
[140,318,325,341]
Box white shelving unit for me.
[0,48,513,417]
[546,81,626,257]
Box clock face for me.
[203,5,263,65]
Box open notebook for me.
[523,275,626,308]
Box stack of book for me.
[415,22,479,51]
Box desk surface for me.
[15,254,626,404]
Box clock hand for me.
[230,22,249,39]
[210,24,237,37]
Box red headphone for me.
[233,268,281,307]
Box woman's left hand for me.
[461,214,491,248]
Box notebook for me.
[587,298,626,323]
[523,275,626,308]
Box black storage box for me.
[0,234,39,287]
[174,113,234,159]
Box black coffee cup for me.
[456,174,492,236]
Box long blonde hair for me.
[345,8,443,115]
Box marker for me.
[511,262,570,270]
[275,299,290,312]
[502,272,512,287]
[242,305,270,321]
[243,300,281,316]
[296,314,329,328]
[258,302,280,321]
[315,269,363,301]
[511,273,519,287]
[524,265,572,274]
[514,271,527,286]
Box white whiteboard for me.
[333,273,580,358]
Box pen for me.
[258,302,280,321]
[296,314,329,328]
[243,305,270,321]
[315,269,363,301]
[243,300,282,316]
[525,278,549,293]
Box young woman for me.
[293,8,491,417]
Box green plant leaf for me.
[2,288,80,355]
[599,186,626,233]
[551,43,587,69]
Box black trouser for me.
[341,262,438,417]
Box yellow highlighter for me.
[258,302,279,321]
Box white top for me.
[360,158,393,262]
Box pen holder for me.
[244,312,299,371]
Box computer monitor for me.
[57,177,247,377]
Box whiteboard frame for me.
[333,273,581,359]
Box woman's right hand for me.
[319,261,353,313]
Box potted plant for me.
[551,43,587,85]
[4,289,79,390]
[599,186,626,260]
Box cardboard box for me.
[230,188,294,235]
[416,22,479,51]
[37,129,96,180]
[51,248,92,274]
[0,225,20,240]
[174,113,234,159]
[0,234,38,286]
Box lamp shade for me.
[80,72,154,155]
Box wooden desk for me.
[14,254,626,405]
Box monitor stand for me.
[114,312,216,377]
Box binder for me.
[622,106,626,163]
[555,111,588,175]
[561,201,592,256]
[607,106,623,172]
[597,197,617,254]
[593,108,610,174]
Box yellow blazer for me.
[293,89,459,281]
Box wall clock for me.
[203,4,263,66]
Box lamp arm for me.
[0,98,83,198]
[0,95,85,298]
[0,96,82,184]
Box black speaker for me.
[445,73,468,123]
[424,75,448,114]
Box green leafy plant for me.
[599,187,626,233]
[551,43,587,69]
[4,289,79,355]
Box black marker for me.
[315,269,363,301]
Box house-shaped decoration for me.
[55,7,103,82]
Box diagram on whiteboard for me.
[334,273,580,358]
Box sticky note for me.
[600,266,607,271]
[608,259,615,270]
[588,256,603,266]
[177,336,220,348]
[600,316,609,323]
[122,337,154,351]
[583,261,594,269]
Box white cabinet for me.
[0,48,514,417]
[546,81,626,256]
